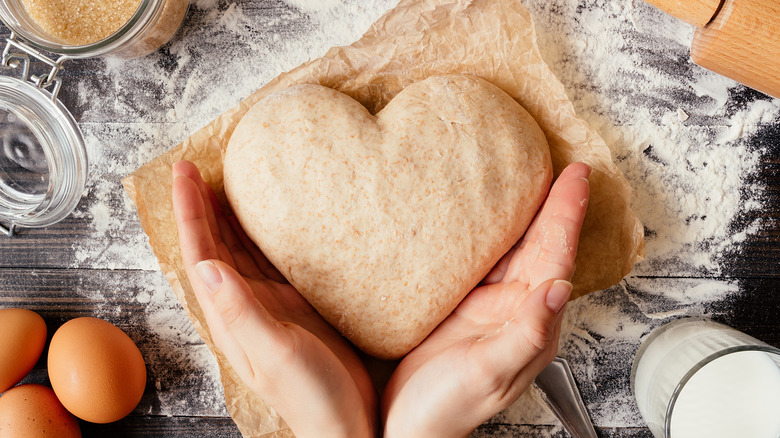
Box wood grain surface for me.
[691,0,780,99]
[1,1,779,437]
[641,0,721,26]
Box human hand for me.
[381,162,591,438]
[172,160,377,438]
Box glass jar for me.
[0,0,189,235]
[631,318,780,438]
[0,74,86,234]
[0,0,190,59]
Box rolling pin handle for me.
[642,0,723,27]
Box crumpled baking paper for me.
[122,0,645,436]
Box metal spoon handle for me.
[534,357,598,438]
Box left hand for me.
[381,162,591,438]
[172,160,377,438]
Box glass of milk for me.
[631,317,780,438]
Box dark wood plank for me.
[79,417,655,438]
[80,415,241,437]
[723,122,780,277]
[474,424,654,438]
[719,277,780,344]
[1,268,228,418]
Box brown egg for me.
[0,308,47,393]
[0,384,81,437]
[47,317,146,423]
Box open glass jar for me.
[0,0,189,235]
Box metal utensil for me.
[535,357,598,438]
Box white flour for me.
[529,0,778,276]
[500,0,778,428]
[70,269,228,415]
[64,0,779,429]
[283,0,341,13]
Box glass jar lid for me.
[0,61,87,236]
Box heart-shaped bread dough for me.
[224,75,552,359]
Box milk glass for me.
[631,317,780,438]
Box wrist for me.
[290,411,375,438]
[384,417,475,438]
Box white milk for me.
[631,318,780,438]
[669,350,780,438]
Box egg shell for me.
[0,308,47,393]
[47,317,147,424]
[0,383,81,437]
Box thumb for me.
[193,260,288,385]
[480,279,571,378]
[516,279,571,353]
[457,279,571,421]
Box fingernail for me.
[546,280,572,313]
[172,161,186,179]
[196,260,223,294]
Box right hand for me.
[172,160,377,438]
[381,163,591,437]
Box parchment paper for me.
[122,0,645,436]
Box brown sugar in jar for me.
[0,0,189,59]
[21,0,143,46]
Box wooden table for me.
[1,1,778,436]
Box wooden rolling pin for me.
[644,0,779,99]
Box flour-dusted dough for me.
[224,75,552,359]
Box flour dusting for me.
[68,269,228,415]
[283,0,341,13]
[528,0,778,276]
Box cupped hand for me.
[172,160,377,438]
[381,162,591,438]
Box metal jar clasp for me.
[0,221,16,237]
[1,32,70,101]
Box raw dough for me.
[223,75,552,359]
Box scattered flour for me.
[68,124,166,271]
[59,0,778,430]
[68,269,228,415]
[527,0,779,276]
[499,0,778,429]
[283,0,342,13]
